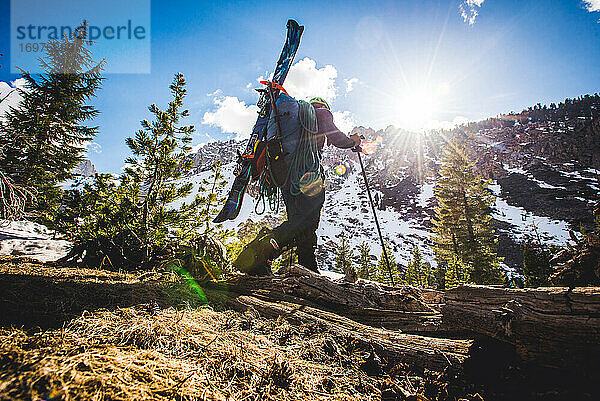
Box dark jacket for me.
[311,103,355,150]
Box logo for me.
[10,0,151,74]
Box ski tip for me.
[287,19,303,30]
[212,215,226,224]
[213,207,231,223]
[213,208,238,223]
[213,199,241,223]
[229,206,242,221]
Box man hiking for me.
[233,96,361,275]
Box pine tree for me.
[444,254,472,289]
[123,72,196,262]
[57,73,204,270]
[519,231,560,287]
[376,241,399,285]
[357,241,375,279]
[195,160,227,234]
[422,261,435,288]
[334,232,354,275]
[0,22,104,219]
[0,170,31,220]
[432,266,446,290]
[405,245,424,287]
[432,140,503,285]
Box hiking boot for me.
[233,228,281,276]
[297,252,318,273]
[296,233,319,273]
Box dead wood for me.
[222,265,442,332]
[228,293,473,373]
[442,284,600,370]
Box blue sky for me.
[1,0,600,173]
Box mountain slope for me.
[181,95,600,272]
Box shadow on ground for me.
[0,256,225,329]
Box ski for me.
[213,19,304,223]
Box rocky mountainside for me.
[71,159,97,177]
[184,95,600,273]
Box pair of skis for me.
[213,20,304,223]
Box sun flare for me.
[393,87,439,131]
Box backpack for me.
[264,93,319,188]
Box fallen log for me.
[227,266,432,311]
[221,265,441,332]
[228,293,472,373]
[442,285,600,371]
[341,307,442,333]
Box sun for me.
[393,87,439,131]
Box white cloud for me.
[332,110,356,133]
[284,57,338,101]
[344,78,359,93]
[203,58,355,139]
[85,142,102,154]
[459,0,485,25]
[0,78,26,119]
[206,89,222,97]
[11,78,28,90]
[191,143,206,153]
[583,0,600,13]
[202,96,259,140]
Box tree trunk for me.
[228,294,472,373]
[221,265,442,332]
[442,285,600,370]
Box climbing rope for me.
[254,167,280,215]
[288,100,321,196]
[255,99,320,213]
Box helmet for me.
[309,97,330,110]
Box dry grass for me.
[0,256,222,329]
[0,255,146,283]
[1,256,595,400]
[0,305,401,400]
[0,256,474,400]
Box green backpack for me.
[265,93,320,194]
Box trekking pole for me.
[352,142,395,286]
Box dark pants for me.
[272,177,325,271]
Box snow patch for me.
[490,183,572,245]
[503,164,566,190]
[418,183,435,208]
[318,163,434,268]
[0,220,71,262]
